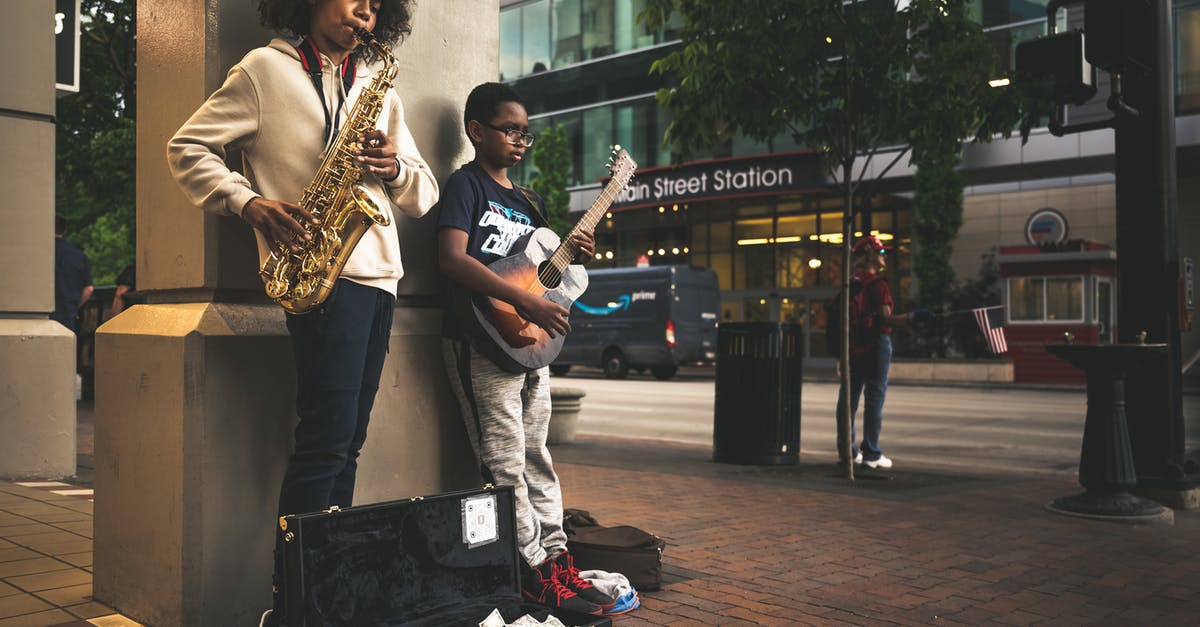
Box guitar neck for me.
[547,176,625,271]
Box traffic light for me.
[1014,30,1097,106]
[1083,0,1152,73]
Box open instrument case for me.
[282,485,613,626]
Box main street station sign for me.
[609,151,826,211]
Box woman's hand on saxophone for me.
[356,130,401,182]
[242,197,318,253]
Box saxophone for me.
[260,28,398,314]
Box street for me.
[553,367,1200,477]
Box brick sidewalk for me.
[553,437,1200,626]
[3,435,1200,625]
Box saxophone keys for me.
[264,279,289,300]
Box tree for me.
[57,0,136,286]
[528,123,573,236]
[641,0,1045,477]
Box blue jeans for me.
[271,279,395,618]
[836,334,892,461]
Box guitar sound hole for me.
[537,261,563,289]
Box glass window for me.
[582,0,615,60]
[1046,277,1083,321]
[522,0,552,75]
[552,0,582,69]
[581,107,613,182]
[780,300,807,326]
[731,132,770,158]
[734,217,773,245]
[743,297,772,322]
[654,104,672,167]
[614,0,657,53]
[721,300,739,323]
[776,213,817,240]
[710,219,732,251]
[810,300,830,357]
[690,222,708,254]
[737,248,774,289]
[500,8,522,81]
[1009,277,1045,321]
[969,0,1051,28]
[776,243,819,288]
[710,252,732,290]
[613,101,657,172]
[818,211,843,242]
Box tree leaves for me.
[56,0,136,285]
[528,124,573,236]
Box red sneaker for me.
[522,558,601,615]
[555,551,616,609]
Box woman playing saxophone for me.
[165,2,438,626]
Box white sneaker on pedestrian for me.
[853,452,863,465]
[863,454,893,469]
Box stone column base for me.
[0,318,76,479]
[93,302,477,625]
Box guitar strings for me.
[535,179,620,286]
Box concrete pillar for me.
[0,2,77,479]
[93,2,496,624]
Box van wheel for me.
[602,350,629,379]
[550,364,571,376]
[651,366,677,381]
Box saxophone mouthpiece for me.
[353,26,376,45]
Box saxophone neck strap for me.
[297,37,358,149]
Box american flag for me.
[973,306,1008,354]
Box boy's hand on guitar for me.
[520,293,571,337]
[569,230,596,264]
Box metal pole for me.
[1115,0,1185,485]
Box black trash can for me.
[713,322,802,465]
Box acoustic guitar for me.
[458,148,638,373]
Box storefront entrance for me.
[722,288,838,360]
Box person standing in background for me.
[110,264,136,317]
[52,214,93,332]
[834,235,931,470]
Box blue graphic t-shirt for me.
[438,161,547,338]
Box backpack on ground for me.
[563,508,666,591]
[825,274,883,356]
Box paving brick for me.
[0,593,53,619]
[64,601,119,620]
[0,608,74,627]
[34,583,91,607]
[6,568,91,593]
[0,558,71,579]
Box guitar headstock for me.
[606,145,638,190]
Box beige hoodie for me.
[167,38,439,296]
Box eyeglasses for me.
[479,122,536,147]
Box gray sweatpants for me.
[442,337,568,568]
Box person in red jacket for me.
[836,235,927,469]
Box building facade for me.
[499,0,1200,371]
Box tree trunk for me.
[839,159,855,481]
